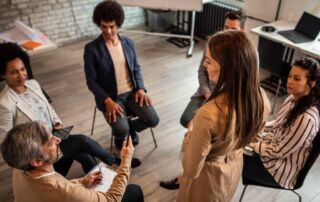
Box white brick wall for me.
[0,0,146,45]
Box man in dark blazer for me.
[84,1,159,150]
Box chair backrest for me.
[294,130,320,189]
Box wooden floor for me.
[0,33,319,202]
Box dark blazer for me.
[84,34,145,112]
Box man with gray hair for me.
[1,122,144,202]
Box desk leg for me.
[187,11,196,58]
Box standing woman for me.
[243,57,320,189]
[177,30,270,202]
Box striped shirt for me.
[254,95,319,189]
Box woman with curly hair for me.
[243,57,320,189]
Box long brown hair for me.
[207,30,265,147]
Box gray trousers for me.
[180,96,205,128]
[105,90,159,140]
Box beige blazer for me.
[177,90,270,202]
[0,79,61,141]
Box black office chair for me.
[90,107,158,153]
[239,131,320,202]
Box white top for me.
[107,42,133,95]
[19,88,53,131]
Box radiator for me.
[195,1,240,38]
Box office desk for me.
[251,20,320,112]
[251,20,320,59]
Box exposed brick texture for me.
[0,0,145,45]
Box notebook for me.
[89,162,117,192]
[278,12,320,43]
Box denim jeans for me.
[54,134,115,175]
[105,90,159,140]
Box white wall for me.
[241,0,320,47]
[279,0,320,21]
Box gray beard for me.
[43,147,63,165]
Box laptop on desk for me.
[278,12,320,43]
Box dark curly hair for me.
[92,0,125,27]
[283,57,320,128]
[0,42,31,77]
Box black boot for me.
[129,128,140,146]
[159,177,180,190]
[114,155,141,168]
[114,137,124,150]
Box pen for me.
[97,164,103,184]
[126,134,130,147]
[98,164,102,173]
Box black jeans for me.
[243,153,279,187]
[54,134,116,176]
[105,91,159,140]
[122,184,144,202]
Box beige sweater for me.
[13,158,131,202]
[107,42,133,95]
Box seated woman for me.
[176,31,270,202]
[0,42,140,176]
[243,57,320,189]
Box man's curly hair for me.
[93,0,125,27]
